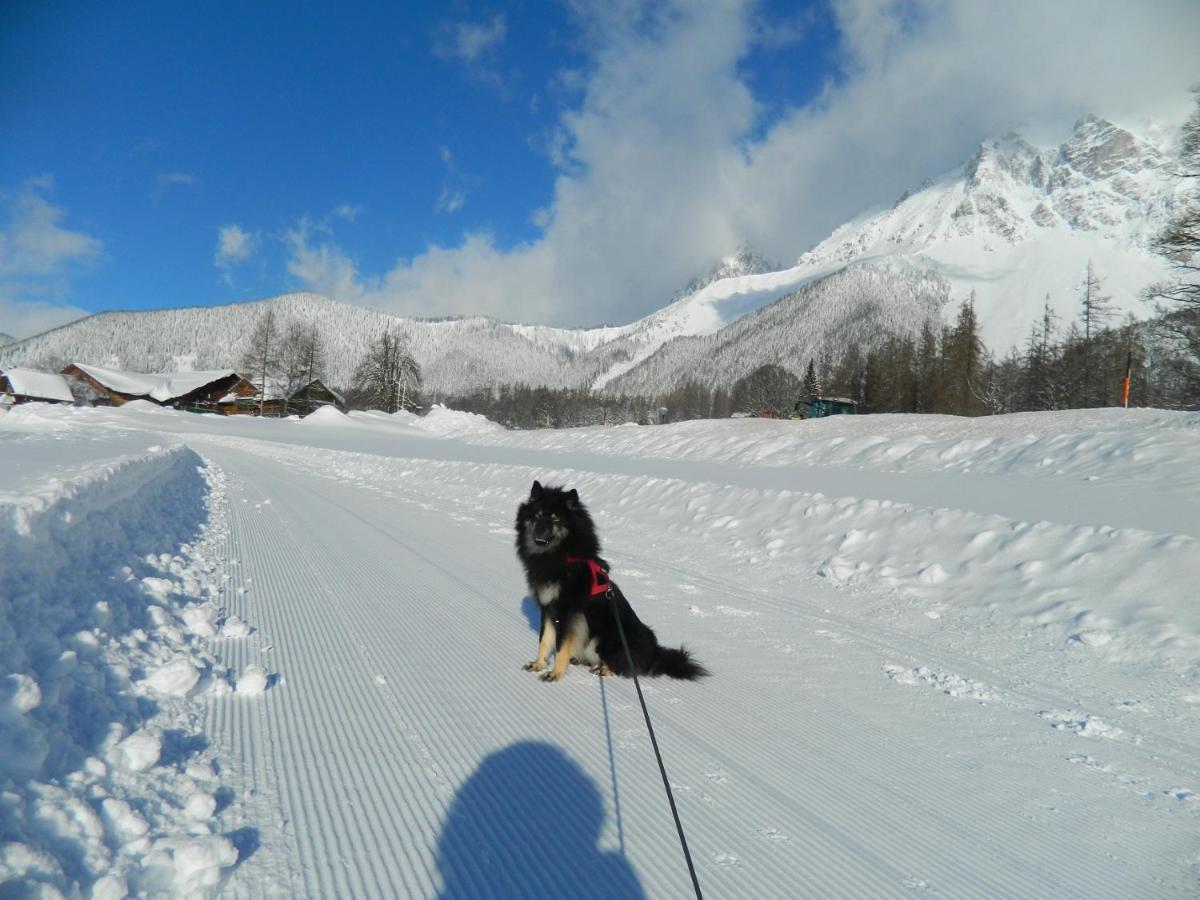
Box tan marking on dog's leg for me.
[543,631,576,682]
[525,619,556,672]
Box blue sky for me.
[2,1,1197,338]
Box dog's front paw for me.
[541,670,564,683]
[524,660,546,672]
[589,663,612,677]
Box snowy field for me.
[1,400,1198,898]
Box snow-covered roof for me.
[256,378,343,404]
[69,363,239,402]
[1,367,75,402]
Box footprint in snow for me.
[1070,630,1113,647]
[1039,710,1134,742]
[713,852,739,868]
[758,827,789,842]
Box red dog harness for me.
[565,555,612,598]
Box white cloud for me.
[434,14,509,92]
[214,224,257,285]
[289,0,1200,327]
[153,172,198,203]
[0,294,89,341]
[435,146,476,216]
[0,177,99,339]
[0,177,102,278]
[437,14,506,65]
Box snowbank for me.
[473,407,1200,498]
[0,433,249,895]
[416,404,504,438]
[300,405,348,424]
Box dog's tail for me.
[649,644,709,680]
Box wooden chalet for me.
[61,363,248,412]
[215,379,261,415]
[221,378,347,417]
[0,367,75,405]
[286,379,346,417]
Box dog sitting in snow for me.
[514,481,707,683]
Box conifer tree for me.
[945,294,984,415]
[1079,261,1116,405]
[802,358,821,404]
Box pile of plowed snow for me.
[0,423,267,895]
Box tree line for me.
[433,278,1196,428]
[241,309,422,415]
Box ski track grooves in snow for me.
[208,452,448,897]
[187,436,1197,898]
[200,443,714,897]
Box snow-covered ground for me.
[2,401,1198,898]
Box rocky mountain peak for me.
[1061,115,1162,179]
[676,244,779,298]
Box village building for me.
[215,379,261,415]
[806,396,858,418]
[61,363,248,412]
[220,378,347,417]
[0,368,76,405]
[281,379,346,417]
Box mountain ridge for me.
[1,115,1185,398]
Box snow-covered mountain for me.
[0,333,15,347]
[0,116,1184,397]
[596,115,1184,391]
[605,262,949,395]
[0,294,618,396]
[790,115,1181,348]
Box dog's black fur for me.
[515,480,708,682]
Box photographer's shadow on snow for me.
[436,741,645,900]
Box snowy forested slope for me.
[2,401,1198,897]
[0,294,614,396]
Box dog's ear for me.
[530,480,543,500]
[565,488,579,509]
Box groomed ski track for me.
[194,432,1199,899]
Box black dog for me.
[515,481,708,683]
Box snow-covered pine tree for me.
[802,358,820,404]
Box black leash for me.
[608,587,704,900]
